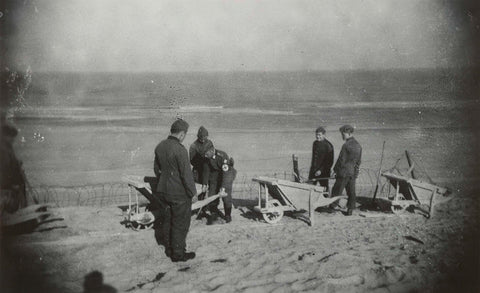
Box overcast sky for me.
[3,0,479,71]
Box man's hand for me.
[219,187,227,197]
[201,185,209,193]
[314,170,322,177]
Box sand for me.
[1,187,479,293]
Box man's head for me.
[1,123,18,145]
[339,124,354,140]
[204,146,216,159]
[315,126,326,141]
[197,126,209,143]
[170,119,189,142]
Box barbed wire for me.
[29,167,394,207]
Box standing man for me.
[154,119,197,262]
[0,123,27,214]
[308,126,334,191]
[331,125,362,216]
[189,126,213,194]
[203,147,236,223]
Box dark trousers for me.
[156,194,191,257]
[310,177,329,192]
[208,168,236,211]
[331,176,356,210]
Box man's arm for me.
[309,142,319,179]
[154,153,161,178]
[189,144,197,165]
[333,144,347,176]
[177,147,197,198]
[353,144,362,177]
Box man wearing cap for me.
[189,126,213,193]
[202,147,236,223]
[308,127,334,191]
[0,123,27,214]
[154,119,197,262]
[331,125,362,216]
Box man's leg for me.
[207,178,221,215]
[170,199,192,259]
[155,194,172,256]
[331,177,348,197]
[319,178,329,192]
[345,177,357,213]
[222,168,236,222]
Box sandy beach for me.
[1,69,479,293]
[1,186,478,293]
[2,0,480,292]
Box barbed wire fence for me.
[29,166,392,208]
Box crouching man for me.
[203,147,236,223]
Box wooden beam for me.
[292,154,300,183]
[405,151,417,179]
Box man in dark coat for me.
[331,125,362,216]
[154,119,197,262]
[202,147,236,223]
[189,126,213,193]
[0,123,27,214]
[308,126,334,191]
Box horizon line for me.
[9,65,479,74]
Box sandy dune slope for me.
[1,192,478,293]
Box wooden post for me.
[395,180,399,202]
[309,190,314,226]
[258,183,261,208]
[135,190,139,213]
[429,189,435,219]
[292,154,300,182]
[405,150,417,179]
[265,183,268,208]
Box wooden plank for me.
[122,175,150,189]
[382,172,409,182]
[6,204,50,216]
[405,150,417,179]
[2,212,51,227]
[293,154,301,182]
[271,184,297,210]
[191,193,226,210]
[313,196,347,209]
[309,190,314,226]
[359,212,395,218]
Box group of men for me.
[153,119,236,262]
[308,124,362,216]
[152,119,361,262]
[189,126,236,223]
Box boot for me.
[225,207,232,223]
[210,205,222,217]
[171,251,196,262]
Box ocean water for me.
[11,69,480,191]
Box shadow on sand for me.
[83,271,117,293]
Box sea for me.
[10,68,480,195]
